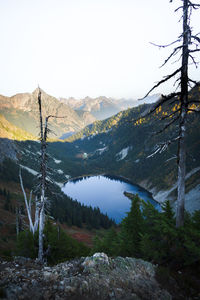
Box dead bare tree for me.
[37,87,53,262]
[37,88,67,262]
[19,168,40,235]
[140,0,200,227]
[19,87,66,262]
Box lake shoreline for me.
[64,173,160,205]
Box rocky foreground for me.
[0,253,171,300]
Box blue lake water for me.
[62,175,160,223]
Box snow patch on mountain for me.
[95,146,108,155]
[57,169,64,174]
[87,133,98,140]
[53,158,61,164]
[185,184,200,213]
[54,182,63,188]
[116,147,132,161]
[20,165,38,176]
[105,129,112,133]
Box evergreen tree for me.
[16,219,90,264]
[162,200,175,223]
[92,227,120,256]
[119,194,144,257]
[140,201,163,262]
[16,231,37,259]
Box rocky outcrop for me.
[0,253,171,300]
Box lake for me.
[62,175,160,223]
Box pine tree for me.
[120,194,144,257]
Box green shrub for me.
[16,219,90,264]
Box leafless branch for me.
[149,39,181,48]
[142,68,182,99]
[189,54,199,67]
[188,1,200,9]
[152,115,179,135]
[160,46,182,68]
[175,5,184,12]
[189,49,200,53]
[191,35,200,43]
[134,93,180,123]
[188,78,199,85]
[46,115,67,121]
[171,53,182,65]
[165,155,177,162]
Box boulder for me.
[0,254,172,300]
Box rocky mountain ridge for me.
[60,94,161,121]
[0,86,199,213]
[0,89,94,138]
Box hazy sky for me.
[0,0,200,99]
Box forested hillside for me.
[66,85,200,210]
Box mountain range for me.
[0,88,160,139]
[60,94,161,121]
[0,86,200,214]
[0,88,94,138]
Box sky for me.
[0,0,200,100]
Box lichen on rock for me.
[0,254,172,300]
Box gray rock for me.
[1,254,172,300]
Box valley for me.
[1,85,200,216]
[0,85,200,299]
[1,0,200,297]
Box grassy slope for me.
[0,180,95,259]
[0,114,36,141]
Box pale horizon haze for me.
[0,0,200,100]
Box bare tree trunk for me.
[19,169,40,234]
[38,199,45,262]
[140,0,199,227]
[37,88,46,262]
[19,169,34,233]
[16,207,19,236]
[37,89,66,261]
[176,0,189,227]
[33,196,40,233]
[176,122,186,227]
